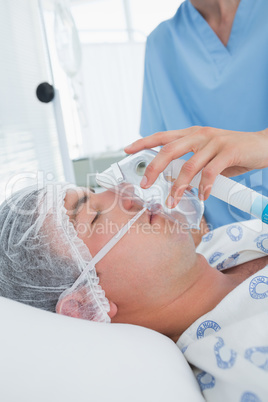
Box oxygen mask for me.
[96,149,204,229]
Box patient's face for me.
[64,187,197,327]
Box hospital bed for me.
[0,297,204,402]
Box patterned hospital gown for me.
[177,220,268,402]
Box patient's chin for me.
[190,216,210,247]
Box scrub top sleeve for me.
[140,41,166,137]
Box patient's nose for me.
[120,196,134,211]
[120,195,144,213]
[117,183,140,211]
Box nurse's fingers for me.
[140,135,204,188]
[124,127,201,154]
[165,145,218,207]
[198,153,243,200]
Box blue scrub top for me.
[140,0,268,229]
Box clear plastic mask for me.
[96,149,204,229]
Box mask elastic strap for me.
[77,207,147,283]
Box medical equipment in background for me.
[54,0,81,78]
[96,149,204,229]
[97,149,268,226]
[54,0,89,133]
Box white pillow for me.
[0,297,204,402]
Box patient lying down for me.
[0,183,267,401]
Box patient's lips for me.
[145,210,152,224]
[149,203,163,213]
[150,213,158,224]
[146,203,163,224]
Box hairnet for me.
[0,183,110,322]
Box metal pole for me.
[122,0,134,42]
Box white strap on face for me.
[78,207,147,282]
[92,207,146,265]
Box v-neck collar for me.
[186,0,254,73]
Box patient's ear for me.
[56,295,81,318]
[56,293,118,320]
[108,301,118,319]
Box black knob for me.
[36,82,55,103]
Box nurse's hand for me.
[124,126,268,207]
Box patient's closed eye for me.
[92,211,100,224]
[76,195,89,211]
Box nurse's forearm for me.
[125,126,268,205]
